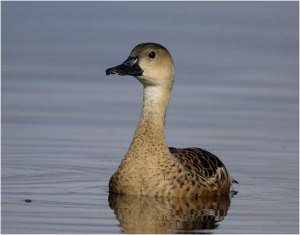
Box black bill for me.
[105,56,144,76]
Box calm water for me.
[2,2,299,234]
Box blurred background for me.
[2,2,299,233]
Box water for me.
[2,2,299,233]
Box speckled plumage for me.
[106,42,237,198]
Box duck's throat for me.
[128,86,171,155]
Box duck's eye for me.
[148,51,156,59]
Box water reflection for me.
[108,193,232,233]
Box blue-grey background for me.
[2,2,299,233]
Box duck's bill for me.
[105,56,143,76]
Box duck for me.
[105,42,237,198]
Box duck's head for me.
[106,43,175,89]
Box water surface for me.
[2,2,299,233]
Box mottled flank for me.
[169,147,235,196]
[106,42,237,198]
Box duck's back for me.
[169,147,233,195]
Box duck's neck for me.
[141,85,170,129]
[127,85,172,156]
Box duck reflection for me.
[109,193,232,233]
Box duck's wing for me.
[169,147,238,185]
